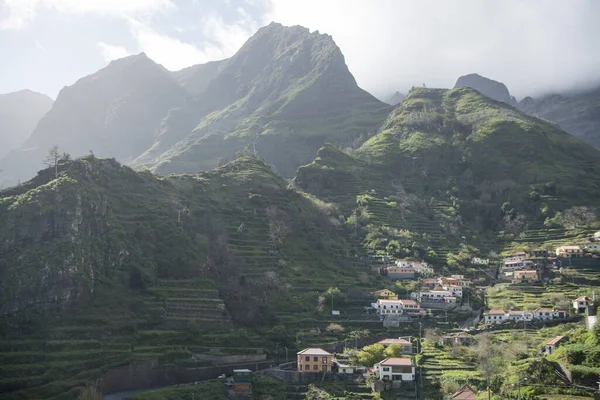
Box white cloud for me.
[265,0,600,99]
[97,42,131,62]
[128,7,262,71]
[0,0,174,30]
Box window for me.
[383,367,390,372]
[322,358,327,364]
[313,356,319,362]
[299,365,302,371]
[305,356,310,362]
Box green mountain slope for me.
[133,23,391,178]
[0,54,189,188]
[295,87,600,260]
[0,90,53,159]
[0,155,370,399]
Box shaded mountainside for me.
[386,91,405,106]
[518,85,600,149]
[295,87,600,261]
[133,22,391,178]
[0,54,189,188]
[171,60,226,98]
[0,90,53,158]
[0,155,373,399]
[454,73,516,106]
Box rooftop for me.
[546,336,566,346]
[399,299,418,305]
[378,338,411,345]
[557,245,582,250]
[574,296,591,302]
[378,357,414,366]
[297,348,332,356]
[452,383,477,400]
[487,309,506,315]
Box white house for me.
[533,308,567,321]
[375,357,415,382]
[398,299,421,315]
[441,285,463,298]
[556,246,584,257]
[585,243,600,251]
[335,359,354,374]
[484,309,508,324]
[416,290,454,302]
[594,231,600,239]
[378,338,413,353]
[573,296,592,313]
[506,310,533,322]
[374,299,403,315]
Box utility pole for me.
[284,347,289,364]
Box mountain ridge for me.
[0,90,53,159]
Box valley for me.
[0,18,599,400]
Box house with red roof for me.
[545,336,567,355]
[374,357,415,381]
[573,296,592,313]
[452,384,477,400]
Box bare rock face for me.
[454,73,516,106]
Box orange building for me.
[297,348,332,373]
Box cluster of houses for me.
[483,308,567,324]
[370,275,471,321]
[483,295,595,325]
[372,259,434,280]
[296,340,416,383]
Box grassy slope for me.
[0,156,376,399]
[294,87,600,261]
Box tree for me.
[44,145,60,178]
[79,386,102,400]
[325,323,344,334]
[470,332,504,400]
[562,206,597,229]
[424,328,443,344]
[266,206,291,245]
[305,384,331,400]
[383,344,405,358]
[354,343,385,367]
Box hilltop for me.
[454,73,516,106]
[134,22,391,177]
[0,54,189,188]
[0,90,53,159]
[295,87,600,262]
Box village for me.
[222,234,600,399]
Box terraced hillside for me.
[295,87,600,260]
[0,155,375,399]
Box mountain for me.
[0,90,53,158]
[0,155,370,398]
[518,86,600,149]
[295,86,600,261]
[0,54,189,188]
[454,73,516,106]
[386,91,405,105]
[171,59,225,98]
[133,22,392,178]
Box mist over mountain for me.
[518,85,600,149]
[386,91,405,105]
[0,90,53,158]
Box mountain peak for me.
[454,73,516,105]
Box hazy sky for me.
[1,0,599,100]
